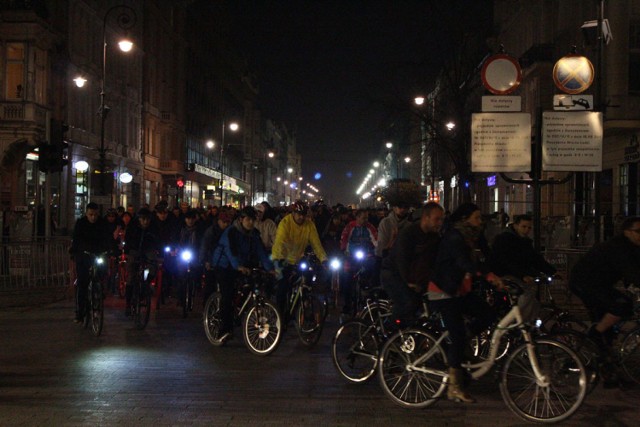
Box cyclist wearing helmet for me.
[272,200,328,318]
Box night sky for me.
[228,0,492,205]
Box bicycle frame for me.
[408,302,549,386]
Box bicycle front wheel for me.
[135,283,151,330]
[89,279,104,336]
[203,292,223,346]
[332,320,379,383]
[500,338,587,424]
[378,329,448,408]
[295,293,325,347]
[242,301,282,356]
[620,327,640,385]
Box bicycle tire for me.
[181,278,190,319]
[90,279,104,336]
[295,293,324,347]
[118,264,127,298]
[549,328,600,394]
[470,327,511,361]
[500,338,587,424]
[620,327,640,385]
[242,300,282,356]
[378,328,448,408]
[332,320,379,383]
[135,282,151,330]
[356,300,392,325]
[203,292,224,346]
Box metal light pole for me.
[218,120,239,206]
[98,5,136,199]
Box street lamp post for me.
[98,5,136,199]
[219,120,239,206]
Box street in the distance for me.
[1,296,638,426]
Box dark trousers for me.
[75,254,92,319]
[380,269,421,326]
[276,265,296,321]
[429,293,495,369]
[215,267,238,332]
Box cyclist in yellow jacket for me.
[272,200,328,319]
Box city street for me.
[1,294,638,426]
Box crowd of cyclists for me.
[69,196,640,404]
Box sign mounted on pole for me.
[471,113,532,172]
[481,54,522,95]
[553,54,594,94]
[542,111,603,171]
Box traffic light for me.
[49,119,69,172]
[37,143,56,173]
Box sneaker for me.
[214,331,232,344]
[73,316,83,323]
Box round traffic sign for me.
[553,54,594,94]
[481,54,522,95]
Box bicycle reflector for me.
[329,258,341,270]
[180,250,193,262]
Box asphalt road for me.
[1,293,638,426]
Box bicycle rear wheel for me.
[203,292,224,346]
[118,264,127,298]
[377,329,448,408]
[500,338,587,424]
[242,300,282,356]
[296,293,325,346]
[620,327,640,385]
[550,328,600,394]
[90,279,104,336]
[135,282,151,330]
[332,320,379,383]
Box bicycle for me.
[283,258,328,347]
[82,251,108,337]
[176,248,198,318]
[127,254,155,330]
[115,245,128,298]
[551,285,640,391]
[332,286,395,383]
[532,275,588,334]
[377,280,587,424]
[203,268,282,355]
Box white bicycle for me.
[377,280,587,424]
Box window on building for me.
[5,43,25,99]
[629,23,640,93]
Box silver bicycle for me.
[377,281,587,424]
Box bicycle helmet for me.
[291,200,308,215]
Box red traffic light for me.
[176,179,184,188]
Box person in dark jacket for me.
[380,202,444,326]
[428,202,503,404]
[200,209,234,306]
[123,208,161,316]
[210,206,275,343]
[570,216,640,349]
[69,202,110,322]
[491,214,556,283]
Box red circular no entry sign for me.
[481,54,522,95]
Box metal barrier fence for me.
[0,238,72,306]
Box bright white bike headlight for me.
[299,262,308,271]
[329,258,341,270]
[355,250,365,260]
[96,257,105,265]
[180,250,193,262]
